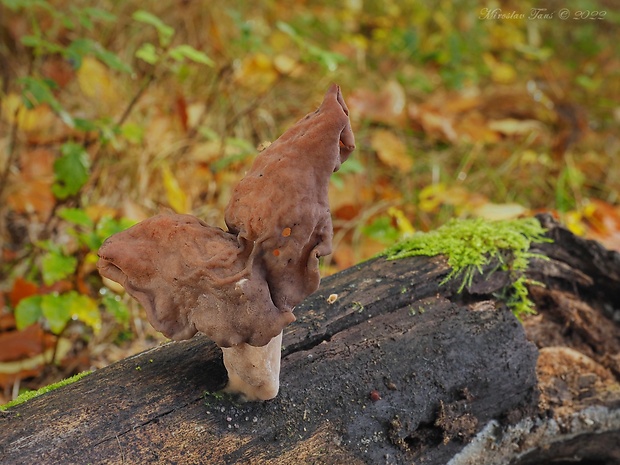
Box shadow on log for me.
[1,214,619,464]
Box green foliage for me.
[2,1,208,341]
[133,10,174,46]
[276,21,346,71]
[16,291,100,335]
[133,9,214,68]
[52,143,91,199]
[363,217,401,245]
[384,218,552,319]
[0,371,91,411]
[41,249,77,285]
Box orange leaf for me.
[8,278,38,307]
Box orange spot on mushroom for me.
[282,227,292,237]
[273,249,280,256]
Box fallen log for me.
[1,214,618,465]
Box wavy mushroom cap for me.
[97,214,294,347]
[225,84,355,313]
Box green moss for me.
[383,217,551,319]
[0,371,91,411]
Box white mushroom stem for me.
[221,331,282,401]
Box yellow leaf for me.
[565,210,587,236]
[70,294,101,334]
[77,57,117,104]
[1,92,56,132]
[473,203,529,221]
[234,53,278,92]
[370,129,413,171]
[273,54,297,75]
[388,207,415,236]
[488,119,544,136]
[419,184,447,213]
[162,163,189,213]
[483,53,516,84]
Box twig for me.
[116,72,155,127]
[0,109,20,201]
[116,434,125,463]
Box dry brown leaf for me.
[7,278,38,308]
[370,129,413,171]
[455,112,500,143]
[409,102,458,143]
[6,148,56,218]
[348,80,407,127]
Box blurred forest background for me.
[0,0,618,403]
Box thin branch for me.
[116,72,155,127]
[0,110,20,201]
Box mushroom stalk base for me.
[222,332,282,401]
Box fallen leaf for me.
[473,202,529,221]
[408,102,458,143]
[162,163,190,213]
[348,81,407,127]
[8,278,38,308]
[370,129,413,171]
[483,53,517,84]
[488,118,545,136]
[0,323,54,362]
[77,56,119,110]
[1,93,57,133]
[234,53,278,92]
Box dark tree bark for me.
[1,214,619,465]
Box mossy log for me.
[1,214,619,465]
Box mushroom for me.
[97,84,355,400]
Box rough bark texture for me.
[1,214,619,464]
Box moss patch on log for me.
[383,217,551,318]
[0,371,91,411]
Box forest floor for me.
[0,0,619,403]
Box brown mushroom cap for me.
[97,214,293,347]
[97,85,354,348]
[225,84,355,313]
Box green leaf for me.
[103,295,130,324]
[135,43,159,65]
[19,77,74,126]
[65,38,93,68]
[132,10,174,46]
[169,45,214,66]
[41,251,77,285]
[73,118,99,132]
[93,46,132,73]
[20,77,57,107]
[41,294,71,334]
[66,39,132,74]
[96,216,136,242]
[363,216,400,244]
[15,295,43,330]
[121,122,145,144]
[20,35,64,54]
[77,232,101,251]
[58,208,94,228]
[52,142,91,199]
[83,7,117,22]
